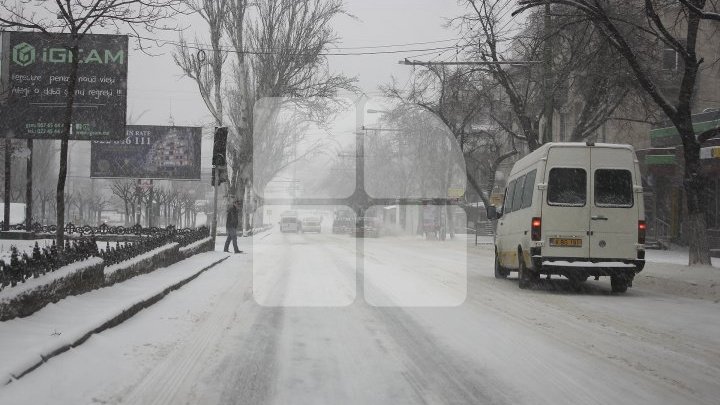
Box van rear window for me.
[547,168,586,206]
[595,169,634,207]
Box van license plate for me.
[550,238,583,247]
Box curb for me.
[6,254,231,384]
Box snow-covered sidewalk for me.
[635,249,720,302]
[472,238,720,301]
[0,251,229,384]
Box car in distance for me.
[332,210,355,234]
[280,211,301,233]
[488,142,645,293]
[301,216,322,233]
[354,216,380,238]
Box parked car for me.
[488,142,646,292]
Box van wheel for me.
[518,253,532,289]
[611,275,628,293]
[494,250,509,279]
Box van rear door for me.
[589,147,638,260]
[542,147,590,259]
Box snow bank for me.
[0,257,104,303]
[0,257,105,321]
[104,243,180,286]
[179,237,213,256]
[0,252,229,384]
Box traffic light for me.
[212,127,228,185]
[212,127,228,167]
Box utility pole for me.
[542,1,554,144]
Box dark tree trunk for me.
[680,126,711,265]
[26,139,32,231]
[56,41,80,250]
[3,139,11,231]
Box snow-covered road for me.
[1,231,719,405]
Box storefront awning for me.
[650,111,720,148]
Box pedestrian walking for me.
[224,200,243,253]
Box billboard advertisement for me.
[91,125,202,180]
[0,31,127,140]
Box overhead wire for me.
[129,34,473,57]
[394,0,521,108]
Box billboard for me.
[90,125,202,180]
[0,31,128,140]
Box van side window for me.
[595,169,634,207]
[512,175,526,212]
[548,168,586,206]
[505,180,517,213]
[521,170,537,209]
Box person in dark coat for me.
[224,200,242,253]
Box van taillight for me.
[638,220,646,244]
[531,217,542,241]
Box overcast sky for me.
[66,1,475,179]
[126,1,469,128]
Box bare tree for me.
[0,0,184,249]
[111,180,136,226]
[228,0,356,232]
[458,0,637,150]
[384,67,517,208]
[174,0,356,233]
[174,0,228,127]
[153,187,169,227]
[90,194,111,225]
[514,0,720,264]
[681,0,720,21]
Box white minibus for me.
[487,142,646,292]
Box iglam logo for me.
[12,42,36,67]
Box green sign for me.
[0,31,128,140]
[645,155,676,166]
[650,110,720,148]
[12,42,35,66]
